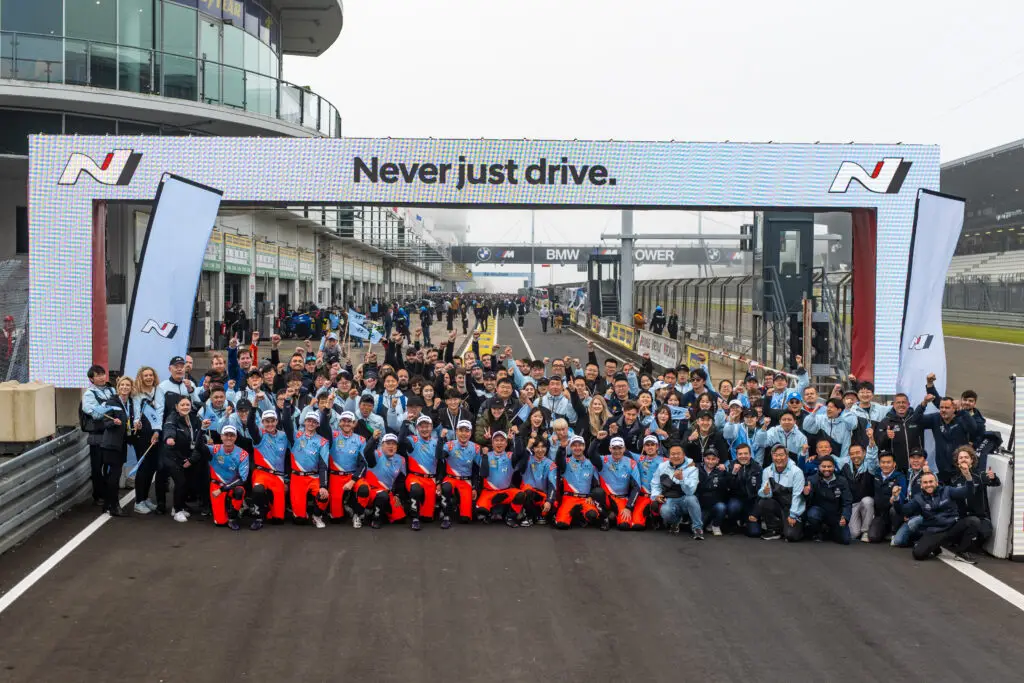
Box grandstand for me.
[947,251,1024,279]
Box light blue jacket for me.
[803,406,860,467]
[650,458,699,498]
[754,424,808,460]
[758,459,806,518]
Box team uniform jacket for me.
[519,455,557,501]
[475,447,527,491]
[330,431,366,474]
[758,460,806,519]
[290,432,330,487]
[401,434,445,481]
[442,439,482,479]
[207,444,250,490]
[362,443,408,491]
[553,446,601,499]
[246,410,289,474]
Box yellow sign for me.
[685,345,709,369]
[608,322,636,350]
[477,315,497,356]
[569,309,578,324]
[590,315,600,333]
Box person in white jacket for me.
[757,444,806,542]
[651,443,704,540]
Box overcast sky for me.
[284,0,1023,287]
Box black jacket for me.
[806,473,853,520]
[876,408,924,471]
[840,463,876,501]
[729,461,763,501]
[949,469,1000,520]
[683,428,730,467]
[161,412,207,466]
[99,395,137,455]
[696,464,731,507]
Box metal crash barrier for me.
[0,429,91,556]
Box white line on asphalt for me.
[939,552,1024,613]
[567,326,628,363]
[0,489,136,616]
[946,336,1023,347]
[510,315,536,360]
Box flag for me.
[348,309,370,340]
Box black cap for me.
[488,397,505,410]
[696,410,713,420]
[482,371,496,380]
[407,395,425,408]
[365,371,379,380]
[235,398,252,412]
[742,408,756,419]
[909,447,926,458]
[703,447,720,458]
[169,355,185,366]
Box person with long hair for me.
[98,376,138,516]
[132,366,162,514]
[585,395,611,443]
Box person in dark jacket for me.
[695,447,731,535]
[914,393,980,483]
[649,306,667,335]
[876,394,923,472]
[666,312,679,340]
[895,471,979,563]
[948,445,1001,555]
[867,451,906,544]
[841,441,877,542]
[98,376,139,516]
[726,443,763,536]
[683,411,730,467]
[804,455,853,544]
[158,396,210,521]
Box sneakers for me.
[520,519,533,527]
[411,518,422,531]
[860,533,871,543]
[370,517,382,529]
[954,552,978,565]
[312,515,326,529]
[250,519,263,531]
[144,500,159,512]
[693,528,705,541]
[172,510,188,523]
[228,519,241,531]
[599,518,611,531]
[668,524,681,536]
[107,507,123,518]
[441,517,452,530]
[505,515,519,528]
[710,524,722,537]
[352,515,363,529]
[535,517,547,526]
[761,531,781,541]
[133,502,151,515]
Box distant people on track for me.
[666,311,679,340]
[78,291,994,565]
[633,309,645,330]
[650,306,666,335]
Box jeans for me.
[848,496,875,538]
[702,500,727,528]
[806,506,851,545]
[892,515,924,547]
[422,326,431,346]
[727,497,761,536]
[659,494,703,530]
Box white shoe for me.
[183,510,192,518]
[352,515,363,529]
[173,511,188,523]
[860,533,871,543]
[312,515,326,529]
[144,500,159,512]
[133,502,151,515]
[710,524,722,537]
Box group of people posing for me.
[79,308,1000,565]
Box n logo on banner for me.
[58,150,143,186]
[142,319,179,339]
[907,334,933,351]
[829,158,912,194]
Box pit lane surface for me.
[0,313,1022,683]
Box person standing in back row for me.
[539,305,550,333]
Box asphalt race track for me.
[945,336,1023,425]
[0,313,1022,683]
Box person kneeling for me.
[726,444,763,537]
[207,426,262,531]
[551,436,602,529]
[696,447,730,536]
[804,456,853,545]
[474,431,526,527]
[287,412,330,529]
[757,445,806,542]
[514,439,557,526]
[592,437,641,531]
[895,471,979,564]
[651,443,703,541]
[357,433,408,529]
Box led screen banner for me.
[121,175,224,381]
[28,135,939,389]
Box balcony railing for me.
[0,30,341,137]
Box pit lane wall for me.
[572,313,1020,560]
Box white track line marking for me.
[939,552,1024,613]
[946,336,1023,347]
[510,315,536,360]
[0,490,136,616]
[567,326,628,363]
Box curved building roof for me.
[276,0,344,57]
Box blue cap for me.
[786,390,802,404]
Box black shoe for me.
[599,518,610,531]
[250,519,263,531]
[441,517,452,530]
[107,507,123,517]
[505,516,519,528]
[154,507,167,516]
[954,552,978,565]
[370,517,382,529]
[228,519,240,531]
[411,518,421,531]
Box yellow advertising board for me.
[685,345,710,369]
[608,322,636,350]
[590,315,600,333]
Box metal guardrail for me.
[944,310,1024,328]
[0,429,91,556]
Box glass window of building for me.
[119,0,156,92]
[2,0,64,83]
[244,0,260,36]
[222,24,244,107]
[117,121,161,135]
[199,17,222,104]
[0,110,62,155]
[65,115,117,135]
[161,1,198,101]
[65,0,117,89]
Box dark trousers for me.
[757,498,803,541]
[157,457,189,512]
[806,505,851,545]
[913,517,982,560]
[867,507,901,543]
[134,443,159,504]
[541,318,548,333]
[461,318,468,333]
[89,444,104,502]
[100,447,125,512]
[726,497,762,536]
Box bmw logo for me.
[477,248,491,261]
[705,248,721,263]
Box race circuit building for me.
[0,1,449,374]
[941,142,1024,258]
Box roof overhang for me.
[276,0,344,57]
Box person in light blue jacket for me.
[650,443,704,540]
[803,398,860,469]
[754,412,808,463]
[757,444,806,541]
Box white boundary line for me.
[947,336,1023,348]
[567,326,628,363]
[0,489,136,616]
[939,552,1024,613]
[510,314,536,360]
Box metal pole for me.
[621,210,634,325]
[530,210,535,292]
[697,211,703,277]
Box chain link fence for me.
[944,275,1024,314]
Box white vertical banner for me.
[895,189,965,404]
[121,175,224,378]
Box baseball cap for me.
[382,433,399,443]
[569,435,586,446]
[169,355,185,366]
[457,420,473,430]
[235,398,252,412]
[488,397,505,410]
[327,333,338,341]
[303,412,320,424]
[610,436,625,448]
[305,355,317,363]
[221,425,238,436]
[491,431,507,440]
[696,410,713,420]
[339,411,356,421]
[260,410,278,421]
[729,399,744,408]
[786,391,802,403]
[643,435,659,445]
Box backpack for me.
[78,388,105,433]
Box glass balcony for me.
[0,30,341,137]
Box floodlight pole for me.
[621,210,634,325]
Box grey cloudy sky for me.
[284,0,1021,286]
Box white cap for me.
[261,410,278,421]
[491,431,507,440]
[416,415,433,425]
[457,420,473,430]
[729,399,744,408]
[643,435,659,445]
[304,412,320,424]
[569,435,586,446]
[221,425,238,436]
[339,411,356,421]
[652,381,669,391]
[610,436,626,448]
[382,433,399,443]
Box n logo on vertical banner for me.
[141,319,178,339]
